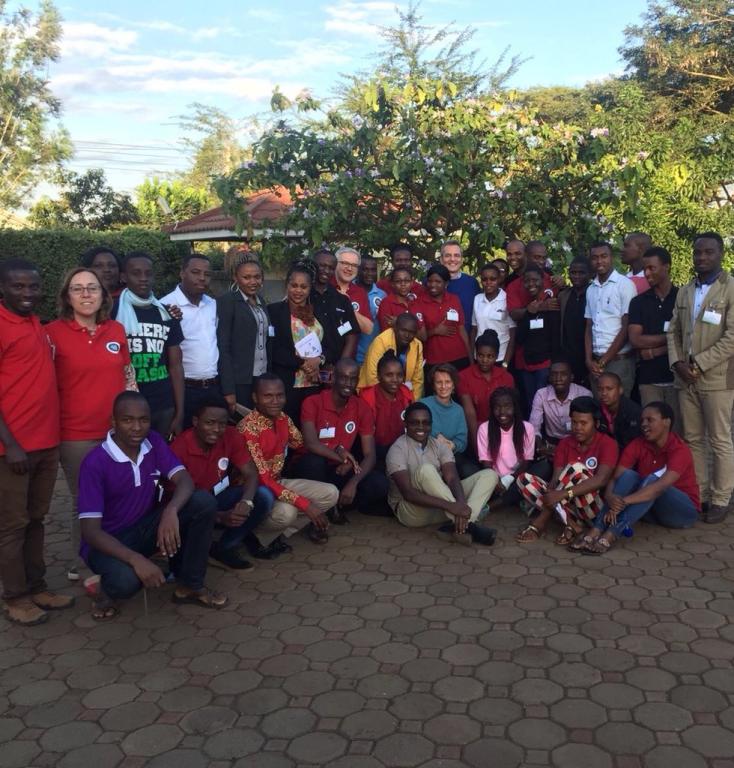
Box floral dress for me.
[291,315,324,389]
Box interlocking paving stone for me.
[4,478,734,767]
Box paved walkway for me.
[1,475,733,768]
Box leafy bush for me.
[0,226,189,320]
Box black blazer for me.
[267,300,304,391]
[216,288,270,403]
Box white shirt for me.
[160,285,218,379]
[471,289,515,361]
[584,270,637,356]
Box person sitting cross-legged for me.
[78,392,227,620]
[238,373,339,547]
[386,402,498,545]
[170,397,275,570]
[290,358,390,521]
[515,396,618,545]
[577,401,700,555]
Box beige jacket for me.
[667,270,734,391]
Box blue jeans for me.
[519,367,550,418]
[216,485,274,550]
[593,469,698,538]
[87,489,217,600]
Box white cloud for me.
[61,21,137,57]
[323,0,398,37]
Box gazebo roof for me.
[164,186,296,241]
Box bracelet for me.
[242,499,254,509]
[566,488,574,500]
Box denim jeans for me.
[216,485,274,550]
[592,469,698,538]
[87,489,217,600]
[519,367,550,419]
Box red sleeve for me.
[113,321,131,365]
[618,438,642,470]
[352,285,370,317]
[666,441,692,476]
[357,400,375,436]
[553,439,570,470]
[506,280,524,311]
[412,299,426,329]
[456,368,471,397]
[598,435,619,467]
[169,434,189,464]
[225,427,251,467]
[300,393,320,427]
[454,295,465,327]
[499,367,515,388]
[376,298,391,331]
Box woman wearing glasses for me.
[46,267,136,581]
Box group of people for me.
[0,230,731,626]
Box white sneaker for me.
[66,567,80,582]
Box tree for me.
[0,0,71,217]
[621,0,734,116]
[29,168,140,229]
[135,177,210,228]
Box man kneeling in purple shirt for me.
[78,391,227,620]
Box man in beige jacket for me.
[667,232,734,523]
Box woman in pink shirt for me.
[477,387,535,509]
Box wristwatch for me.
[566,488,574,500]
[242,499,254,509]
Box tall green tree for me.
[135,177,210,228]
[0,0,70,217]
[29,168,140,230]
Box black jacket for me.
[216,289,270,402]
[601,395,642,450]
[267,299,306,391]
[310,285,359,364]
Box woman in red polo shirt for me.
[47,267,135,580]
[458,329,515,454]
[359,351,413,461]
[377,267,417,331]
[414,264,472,379]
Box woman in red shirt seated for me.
[414,264,472,378]
[578,401,699,554]
[377,267,418,331]
[359,351,413,462]
[458,329,515,455]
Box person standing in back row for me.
[439,240,480,333]
[584,241,637,397]
[668,232,734,524]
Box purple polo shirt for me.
[77,430,185,559]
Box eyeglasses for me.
[69,285,102,295]
[337,261,359,270]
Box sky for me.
[41,0,650,195]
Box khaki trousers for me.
[258,478,339,546]
[395,465,498,528]
[638,384,681,435]
[678,386,734,506]
[0,446,59,600]
[59,440,101,564]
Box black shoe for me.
[307,525,329,544]
[208,545,254,571]
[468,522,497,546]
[704,504,729,524]
[327,507,349,525]
[269,535,293,555]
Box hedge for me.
[0,227,189,321]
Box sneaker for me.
[208,545,254,571]
[269,535,293,556]
[66,567,80,582]
[5,598,49,625]
[468,522,497,546]
[30,591,75,610]
[704,504,729,524]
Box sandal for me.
[91,596,119,622]
[172,587,229,609]
[582,536,613,556]
[554,525,577,546]
[567,532,598,552]
[515,524,542,543]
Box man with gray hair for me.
[439,240,480,332]
[332,246,373,335]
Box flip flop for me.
[91,596,119,622]
[172,588,228,609]
[555,525,578,546]
[515,524,542,543]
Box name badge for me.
[565,420,572,432]
[703,310,722,326]
[446,309,459,322]
[268,325,275,337]
[404,381,413,390]
[663,321,670,332]
[212,476,230,496]
[319,426,336,440]
[529,318,544,330]
[337,321,352,336]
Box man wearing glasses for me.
[333,247,373,335]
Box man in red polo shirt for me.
[292,358,389,521]
[581,401,699,554]
[333,247,373,335]
[170,397,275,569]
[0,259,74,625]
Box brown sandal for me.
[91,596,119,622]
[554,525,577,546]
[582,536,614,556]
[172,588,229,609]
[516,524,542,543]
[567,532,597,552]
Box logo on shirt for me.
[400,410,406,421]
[106,341,121,354]
[345,420,356,434]
[217,457,229,471]
[374,296,382,307]
[408,292,417,301]
[415,312,423,321]
[585,456,598,470]
[351,301,360,312]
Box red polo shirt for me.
[0,304,59,455]
[170,426,251,491]
[47,318,131,441]
[359,384,412,447]
[413,292,466,364]
[301,389,374,457]
[457,364,515,425]
[506,273,555,370]
[332,280,370,320]
[377,293,417,331]
[377,276,424,300]
[554,431,619,473]
[619,433,701,511]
